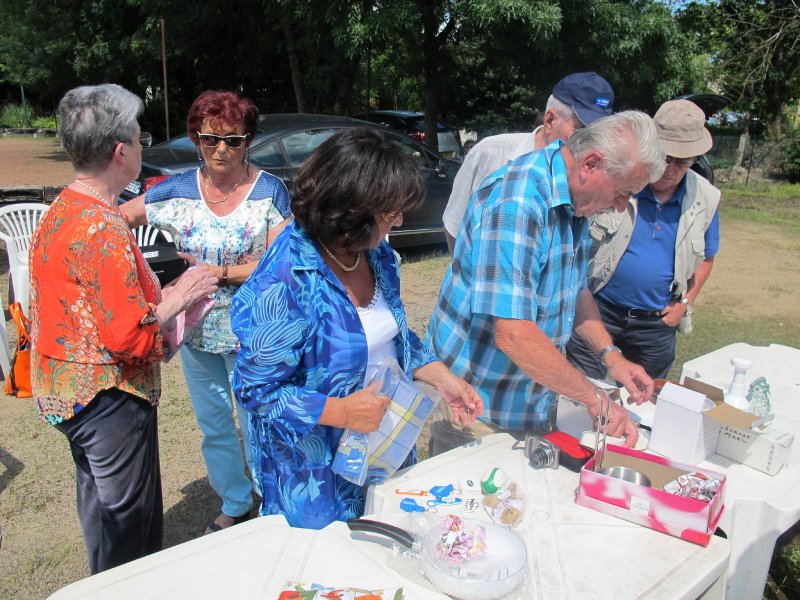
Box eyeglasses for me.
[123,132,152,148]
[383,212,403,227]
[196,131,249,149]
[665,156,697,167]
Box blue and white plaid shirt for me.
[426,141,590,431]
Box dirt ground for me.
[0,136,798,599]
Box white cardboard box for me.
[649,380,721,464]
[716,422,794,475]
[650,378,785,470]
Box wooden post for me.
[161,19,170,140]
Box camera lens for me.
[529,446,554,469]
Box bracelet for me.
[220,264,229,286]
[598,344,622,367]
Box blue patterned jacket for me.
[231,222,436,529]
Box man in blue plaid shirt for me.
[427,111,667,456]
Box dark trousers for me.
[566,297,678,380]
[55,388,163,574]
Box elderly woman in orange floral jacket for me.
[29,84,218,574]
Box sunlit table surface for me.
[676,343,800,600]
[365,433,729,600]
[47,514,445,599]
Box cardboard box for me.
[576,444,726,546]
[716,422,794,475]
[649,378,773,465]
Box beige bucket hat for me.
[654,99,713,158]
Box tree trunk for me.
[421,0,440,154]
[281,11,307,113]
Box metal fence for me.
[706,134,784,174]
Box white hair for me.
[565,110,665,182]
[545,95,582,128]
[58,83,143,174]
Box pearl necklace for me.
[74,179,112,206]
[204,168,246,204]
[319,242,360,272]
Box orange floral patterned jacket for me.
[29,188,165,424]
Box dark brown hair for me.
[292,127,425,251]
[186,90,259,145]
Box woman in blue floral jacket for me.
[231,128,483,529]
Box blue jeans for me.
[180,345,255,518]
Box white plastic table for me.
[47,514,448,599]
[678,343,800,600]
[365,433,730,599]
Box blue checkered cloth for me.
[426,141,590,431]
[333,358,439,485]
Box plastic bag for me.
[332,356,441,486]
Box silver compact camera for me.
[524,434,560,470]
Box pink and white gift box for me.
[576,444,726,546]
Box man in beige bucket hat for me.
[566,99,721,380]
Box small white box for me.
[649,381,720,464]
[716,423,794,475]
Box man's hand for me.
[660,300,686,328]
[604,352,654,405]
[586,390,639,448]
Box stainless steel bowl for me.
[600,465,652,487]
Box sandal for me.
[204,511,252,534]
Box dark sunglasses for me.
[196,131,249,149]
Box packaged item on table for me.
[480,467,525,527]
[332,356,441,485]
[435,514,487,566]
[663,471,721,502]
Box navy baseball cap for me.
[552,72,614,125]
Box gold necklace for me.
[74,179,111,206]
[319,242,360,272]
[204,168,246,204]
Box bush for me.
[32,114,57,129]
[0,103,34,128]
[779,130,800,182]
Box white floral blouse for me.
[145,168,291,354]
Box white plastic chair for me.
[131,224,173,247]
[0,203,49,316]
[0,292,11,378]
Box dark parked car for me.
[678,93,731,185]
[350,110,463,160]
[122,114,461,248]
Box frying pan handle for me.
[346,518,415,548]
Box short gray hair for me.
[545,95,582,129]
[565,110,665,183]
[58,84,143,174]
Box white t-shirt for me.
[357,286,400,386]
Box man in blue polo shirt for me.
[426,111,667,456]
[566,99,720,380]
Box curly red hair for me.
[186,90,259,145]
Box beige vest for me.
[586,170,721,334]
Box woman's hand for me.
[323,388,390,434]
[170,266,218,308]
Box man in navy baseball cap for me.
[442,71,615,253]
[552,71,615,126]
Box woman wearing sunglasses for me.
[122,90,292,535]
[230,128,482,529]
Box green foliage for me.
[0,103,33,127]
[769,541,800,599]
[31,114,57,129]
[718,182,800,233]
[778,130,800,183]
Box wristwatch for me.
[220,264,229,287]
[681,297,692,316]
[598,344,622,367]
